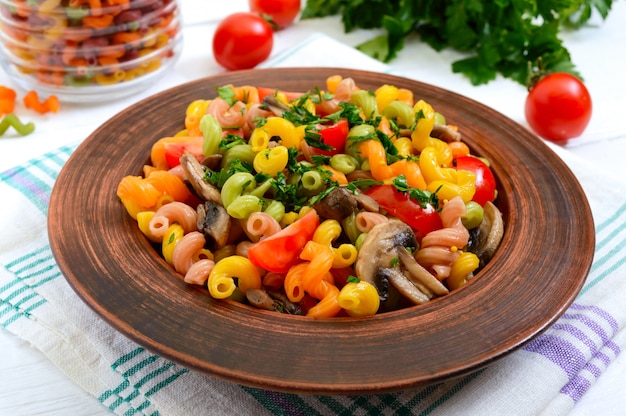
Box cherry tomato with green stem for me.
[249,0,301,29]
[212,12,274,70]
[525,72,592,144]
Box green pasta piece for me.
[221,172,256,208]
[301,170,324,192]
[227,195,263,219]
[200,114,223,156]
[341,212,361,244]
[330,154,359,174]
[350,90,378,120]
[382,100,414,128]
[262,199,285,223]
[248,179,273,199]
[221,144,256,169]
[0,114,35,136]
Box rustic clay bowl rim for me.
[48,68,594,395]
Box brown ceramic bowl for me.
[48,68,594,395]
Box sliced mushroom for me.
[180,153,222,203]
[355,220,449,305]
[261,93,291,117]
[197,200,231,249]
[311,187,358,221]
[245,288,303,315]
[431,124,462,142]
[353,192,380,212]
[467,201,504,268]
[201,154,223,171]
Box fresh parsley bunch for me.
[301,0,614,85]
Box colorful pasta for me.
[117,75,504,317]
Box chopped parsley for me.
[392,175,439,208]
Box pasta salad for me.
[117,75,504,317]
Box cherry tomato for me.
[313,118,350,156]
[163,137,204,168]
[249,0,301,29]
[455,156,496,206]
[212,12,274,71]
[525,72,592,144]
[365,185,443,241]
[247,210,320,273]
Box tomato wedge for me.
[314,118,349,156]
[455,156,496,206]
[365,185,443,240]
[247,210,320,273]
[163,137,204,168]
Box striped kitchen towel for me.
[1,35,625,416]
[1,135,625,416]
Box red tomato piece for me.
[314,119,349,156]
[163,137,204,168]
[525,72,592,144]
[212,12,274,71]
[365,185,443,240]
[249,0,301,29]
[257,87,303,102]
[247,210,320,273]
[455,156,496,206]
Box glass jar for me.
[0,0,182,102]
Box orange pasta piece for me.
[233,85,260,104]
[300,241,334,291]
[377,116,394,138]
[448,141,470,158]
[359,140,427,189]
[0,86,17,101]
[397,88,414,105]
[117,176,162,209]
[306,279,341,318]
[284,262,307,303]
[144,170,192,202]
[82,14,114,29]
[23,90,60,114]
[113,32,142,47]
[326,75,342,94]
[320,165,348,185]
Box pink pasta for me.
[415,197,469,280]
[149,201,198,239]
[184,259,215,285]
[355,211,389,233]
[206,98,246,129]
[172,231,206,275]
[245,212,282,242]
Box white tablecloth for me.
[1,1,625,415]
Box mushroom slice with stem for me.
[355,220,449,306]
[179,153,222,203]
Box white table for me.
[2,1,626,414]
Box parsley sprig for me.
[301,0,615,85]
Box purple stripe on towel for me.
[568,303,619,332]
[1,167,51,214]
[524,334,586,379]
[523,303,621,403]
